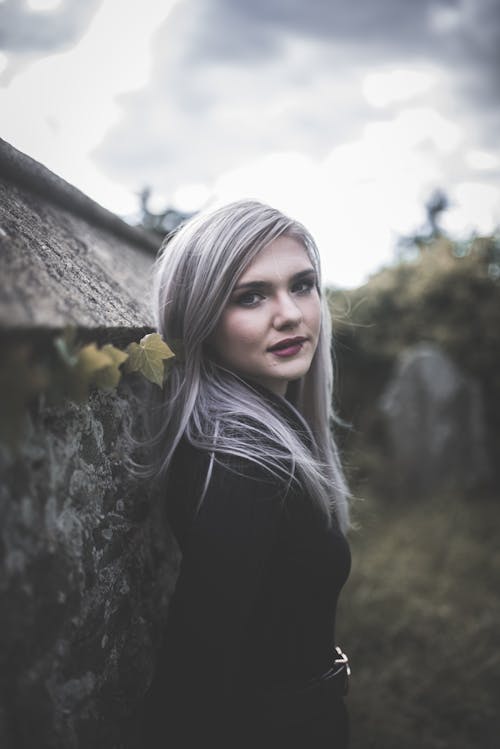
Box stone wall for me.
[1,385,180,749]
[0,139,180,748]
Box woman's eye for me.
[293,280,314,294]
[236,292,263,307]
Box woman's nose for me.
[273,292,303,328]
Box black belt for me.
[249,646,351,723]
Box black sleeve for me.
[146,456,287,747]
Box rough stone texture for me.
[0,178,156,329]
[379,342,491,497]
[0,140,179,748]
[0,383,180,749]
[0,138,159,253]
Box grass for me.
[338,491,500,749]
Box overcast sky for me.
[1,0,499,287]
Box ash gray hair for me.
[140,200,349,532]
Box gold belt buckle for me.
[334,645,351,695]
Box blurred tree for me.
[425,188,449,239]
[396,187,449,261]
[137,187,193,239]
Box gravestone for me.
[379,342,490,497]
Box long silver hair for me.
[142,200,349,532]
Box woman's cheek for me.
[233,312,265,344]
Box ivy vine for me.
[0,328,175,447]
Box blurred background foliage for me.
[329,223,500,498]
[341,491,500,749]
[326,195,500,748]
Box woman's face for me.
[210,235,322,396]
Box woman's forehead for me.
[237,236,313,284]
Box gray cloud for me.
[0,0,102,82]
[198,0,438,56]
[92,0,500,195]
[0,0,102,52]
[194,0,500,107]
[94,14,373,194]
[3,0,498,199]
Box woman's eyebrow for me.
[233,267,316,292]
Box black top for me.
[140,381,351,748]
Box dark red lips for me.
[268,336,307,352]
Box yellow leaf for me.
[102,343,129,367]
[140,332,175,360]
[93,344,129,390]
[67,344,113,401]
[123,342,143,373]
[77,344,112,377]
[124,333,175,387]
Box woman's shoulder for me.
[167,434,293,549]
[173,433,290,492]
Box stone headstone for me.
[379,342,490,497]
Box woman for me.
[139,200,351,748]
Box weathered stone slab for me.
[0,137,160,329]
[0,178,156,329]
[379,342,491,497]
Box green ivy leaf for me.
[68,343,115,402]
[93,344,129,390]
[124,332,175,387]
[1,330,176,447]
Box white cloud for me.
[365,107,463,153]
[27,0,63,11]
[465,149,500,171]
[172,183,212,213]
[442,182,500,236]
[362,68,437,108]
[0,0,180,213]
[189,107,472,287]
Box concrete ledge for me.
[0,172,157,328]
[0,138,159,254]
